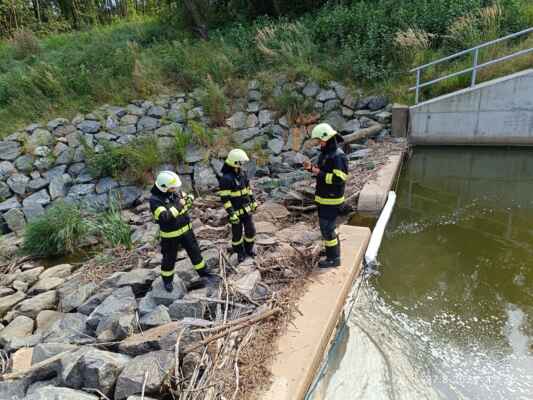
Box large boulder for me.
[28,277,65,295]
[118,322,183,356]
[149,277,186,307]
[193,164,218,193]
[7,174,30,195]
[110,186,143,208]
[4,208,26,232]
[77,288,113,315]
[26,386,99,400]
[114,350,175,400]
[0,141,22,161]
[116,268,158,296]
[78,120,101,134]
[86,286,137,332]
[62,349,130,398]
[95,312,136,342]
[15,290,57,318]
[32,343,79,365]
[35,310,65,333]
[39,264,72,281]
[168,299,205,320]
[41,313,94,345]
[59,282,97,313]
[0,315,34,348]
[0,197,21,212]
[139,305,171,329]
[0,291,26,318]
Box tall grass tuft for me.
[270,88,313,123]
[199,76,229,126]
[21,202,92,257]
[174,126,192,162]
[95,199,133,249]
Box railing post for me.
[471,48,479,87]
[415,69,421,104]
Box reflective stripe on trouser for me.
[319,216,340,260]
[231,214,256,253]
[160,229,205,281]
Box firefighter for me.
[150,171,209,292]
[217,149,258,263]
[304,123,348,268]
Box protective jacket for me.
[149,186,193,238]
[217,164,257,218]
[314,137,348,211]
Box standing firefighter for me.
[217,149,258,263]
[304,123,348,268]
[150,171,209,292]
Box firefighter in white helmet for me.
[217,149,258,262]
[150,171,208,292]
[304,123,348,268]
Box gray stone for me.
[86,287,137,332]
[95,177,118,194]
[94,131,116,141]
[303,82,320,97]
[62,349,130,398]
[42,313,94,345]
[247,102,260,113]
[227,112,247,130]
[0,181,11,199]
[23,203,45,221]
[120,114,138,125]
[55,148,75,165]
[248,89,262,101]
[0,196,20,212]
[234,127,261,144]
[317,89,336,102]
[36,310,65,332]
[34,157,53,171]
[45,165,67,180]
[258,109,274,126]
[359,95,388,111]
[4,207,26,232]
[66,132,81,147]
[150,277,186,307]
[33,146,50,158]
[109,186,143,208]
[40,264,72,280]
[68,183,95,197]
[53,142,68,157]
[374,111,392,124]
[12,280,29,293]
[67,163,85,177]
[23,189,51,208]
[7,174,30,195]
[75,170,93,184]
[330,81,348,100]
[343,119,361,133]
[0,315,34,347]
[78,120,101,134]
[324,99,341,113]
[59,282,97,313]
[32,343,79,365]
[0,291,26,318]
[15,291,57,318]
[114,350,175,400]
[28,177,49,192]
[281,151,309,167]
[324,111,346,132]
[77,289,113,315]
[0,378,27,399]
[17,266,45,285]
[25,386,99,400]
[47,118,68,131]
[193,164,218,193]
[108,106,127,118]
[14,155,34,173]
[48,174,72,200]
[137,116,160,131]
[154,123,179,137]
[187,106,204,120]
[0,160,16,179]
[349,149,372,160]
[54,124,77,137]
[116,268,158,296]
[147,105,166,119]
[127,104,145,116]
[0,287,14,297]
[168,299,205,320]
[140,305,171,329]
[184,143,204,163]
[72,147,85,163]
[231,270,262,299]
[138,294,158,316]
[29,277,65,295]
[29,129,54,147]
[248,80,260,90]
[95,312,136,342]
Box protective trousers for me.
[319,215,340,261]
[231,214,256,255]
[160,230,205,282]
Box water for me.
[312,147,533,400]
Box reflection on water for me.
[315,147,533,400]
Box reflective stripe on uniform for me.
[194,259,205,270]
[218,188,252,197]
[223,201,232,209]
[324,237,338,247]
[169,207,180,218]
[232,237,244,246]
[325,173,333,184]
[160,223,192,238]
[333,169,348,181]
[315,195,345,205]
[160,269,174,277]
[154,206,167,220]
[244,236,255,243]
[217,190,231,197]
[235,205,252,216]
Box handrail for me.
[410,26,533,104]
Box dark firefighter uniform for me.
[314,136,348,263]
[217,163,258,258]
[149,185,207,282]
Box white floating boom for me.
[364,191,396,268]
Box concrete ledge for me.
[259,225,370,400]
[357,154,403,213]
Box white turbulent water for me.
[310,278,533,400]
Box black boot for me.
[244,241,256,258]
[319,257,341,268]
[238,249,246,263]
[162,277,174,292]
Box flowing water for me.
[311,147,533,400]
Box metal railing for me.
[410,26,533,104]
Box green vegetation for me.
[21,199,133,257]
[21,202,92,257]
[269,88,314,123]
[1,0,532,136]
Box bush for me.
[83,140,126,179]
[95,200,133,249]
[11,29,41,60]
[270,88,313,122]
[199,77,229,126]
[21,202,92,257]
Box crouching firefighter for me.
[150,171,209,292]
[304,123,348,268]
[217,149,258,263]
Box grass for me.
[268,87,314,123]
[94,200,133,249]
[21,202,92,257]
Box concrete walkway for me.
[259,225,370,400]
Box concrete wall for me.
[410,69,533,145]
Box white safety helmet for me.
[312,123,338,142]
[225,148,250,168]
[156,171,181,193]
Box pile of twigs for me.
[78,246,144,284]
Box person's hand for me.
[311,166,320,176]
[250,201,258,212]
[229,214,240,224]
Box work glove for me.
[229,213,240,225]
[250,201,258,212]
[185,193,194,207]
